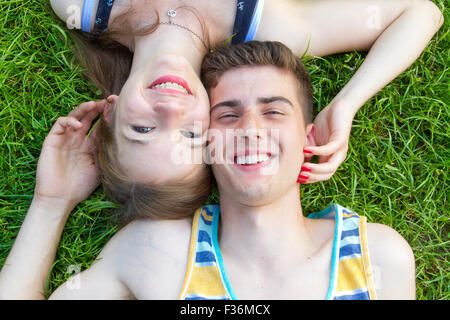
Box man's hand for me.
[298,103,354,184]
[34,100,106,210]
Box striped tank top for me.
[178,203,377,300]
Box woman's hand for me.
[298,103,354,184]
[34,100,106,210]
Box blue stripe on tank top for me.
[342,208,356,215]
[341,228,359,239]
[340,236,360,248]
[334,290,370,300]
[339,244,361,258]
[186,294,230,300]
[203,206,214,216]
[196,250,216,263]
[199,212,212,226]
[198,230,212,246]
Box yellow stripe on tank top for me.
[187,266,229,297]
[336,257,367,292]
[178,209,201,299]
[359,216,377,299]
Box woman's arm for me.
[261,0,443,103]
[297,0,444,113]
[0,101,105,299]
[0,198,73,299]
[258,0,443,182]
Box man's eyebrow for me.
[210,99,241,113]
[258,96,294,107]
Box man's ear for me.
[103,94,119,124]
[305,123,316,148]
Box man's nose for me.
[240,111,262,131]
[236,111,265,144]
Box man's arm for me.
[366,223,416,300]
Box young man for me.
[176,41,415,299]
[0,41,415,300]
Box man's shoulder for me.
[365,222,416,299]
[365,222,413,262]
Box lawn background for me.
[0,0,448,299]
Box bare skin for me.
[1,0,440,299]
[0,66,415,300]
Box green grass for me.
[0,0,448,299]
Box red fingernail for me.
[303,148,313,154]
[297,179,307,184]
[298,174,309,180]
[301,166,312,172]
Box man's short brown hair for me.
[201,41,313,124]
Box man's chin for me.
[232,185,276,206]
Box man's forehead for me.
[220,65,290,82]
[210,66,298,107]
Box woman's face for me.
[107,54,210,184]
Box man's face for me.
[208,65,314,206]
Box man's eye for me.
[132,126,154,134]
[264,110,283,115]
[181,131,202,139]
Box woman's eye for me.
[182,131,202,139]
[132,126,154,134]
[219,114,238,119]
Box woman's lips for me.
[148,75,192,95]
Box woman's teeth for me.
[236,154,270,165]
[151,82,189,94]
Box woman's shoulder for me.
[112,216,194,260]
[101,216,194,299]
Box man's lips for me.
[148,75,192,95]
[233,152,273,166]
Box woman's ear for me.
[305,123,317,148]
[103,95,119,124]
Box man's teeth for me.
[151,82,188,94]
[236,154,270,165]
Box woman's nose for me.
[153,101,185,121]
